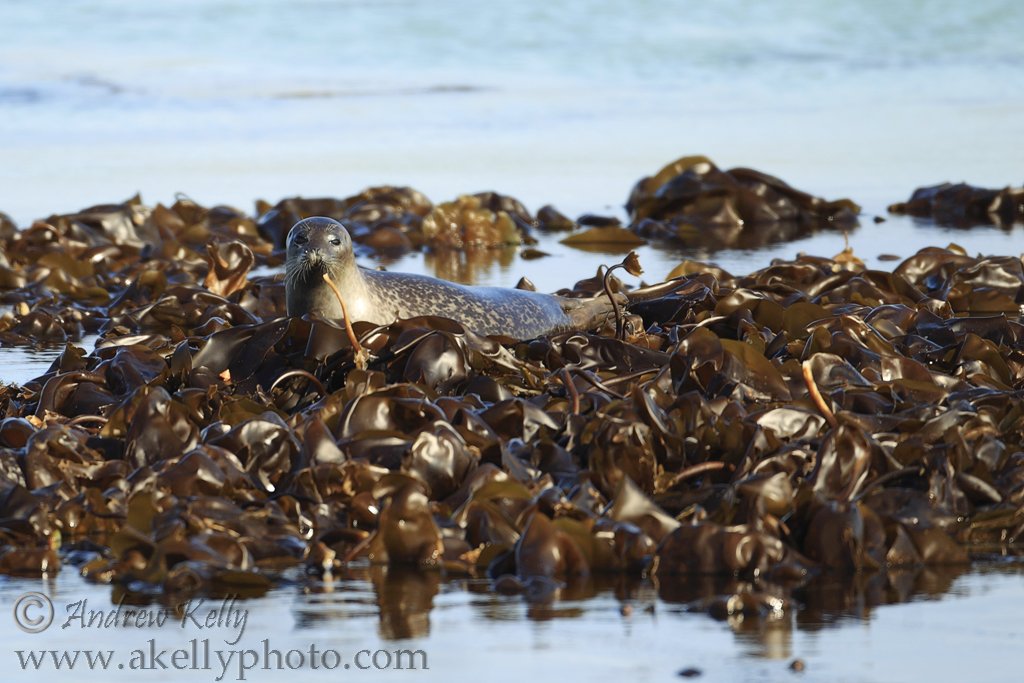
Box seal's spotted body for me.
[285,217,603,339]
[363,270,574,337]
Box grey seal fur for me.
[284,216,616,339]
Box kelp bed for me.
[1,159,1023,626]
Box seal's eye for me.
[294,235,308,245]
[330,237,341,246]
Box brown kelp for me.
[889,182,1024,228]
[626,156,860,249]
[0,177,1021,624]
[256,188,537,253]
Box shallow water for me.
[0,334,99,388]
[378,211,1024,290]
[1,561,1020,682]
[1,0,1023,223]
[0,343,78,390]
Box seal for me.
[284,216,616,339]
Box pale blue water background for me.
[2,0,1023,252]
[1,2,1023,680]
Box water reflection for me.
[372,567,440,639]
[296,566,440,640]
[0,561,1020,682]
[411,219,861,284]
[653,565,988,659]
[364,210,1024,296]
[638,218,858,253]
[289,560,1018,662]
[908,215,1023,232]
[794,567,965,630]
[281,560,1024,675]
[420,246,520,285]
[0,334,99,387]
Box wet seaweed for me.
[888,182,1024,228]
[0,171,1021,627]
[626,156,860,250]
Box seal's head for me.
[285,216,353,282]
[285,217,360,319]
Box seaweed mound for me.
[626,156,860,249]
[888,182,1024,228]
[256,188,536,252]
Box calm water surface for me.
[1,562,1021,683]
[1,0,1023,223]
